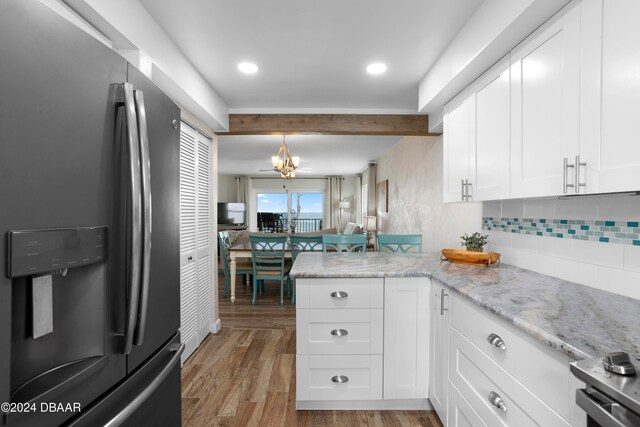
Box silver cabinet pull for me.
[488,391,507,412]
[331,329,348,336]
[575,155,587,193]
[330,291,348,298]
[487,333,506,350]
[331,375,349,384]
[563,157,575,194]
[440,288,449,316]
[461,179,466,201]
[465,179,472,201]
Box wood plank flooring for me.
[181,274,444,427]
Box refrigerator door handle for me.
[104,343,184,427]
[133,89,152,346]
[119,82,143,355]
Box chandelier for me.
[271,135,300,179]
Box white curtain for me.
[235,176,251,203]
[327,176,342,231]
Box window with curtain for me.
[256,192,323,233]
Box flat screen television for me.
[218,202,246,225]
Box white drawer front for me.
[450,328,570,427]
[296,278,383,309]
[451,294,571,420]
[448,381,487,427]
[296,309,383,355]
[296,355,383,401]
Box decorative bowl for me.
[441,249,501,267]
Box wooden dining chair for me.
[322,233,367,252]
[249,234,290,305]
[289,235,324,304]
[377,234,423,253]
[218,231,253,298]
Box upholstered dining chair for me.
[249,234,290,305]
[218,231,253,298]
[322,233,367,253]
[289,235,324,304]
[377,234,423,253]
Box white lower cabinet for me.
[295,277,430,409]
[430,280,449,424]
[383,277,430,400]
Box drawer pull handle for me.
[488,391,507,412]
[330,329,348,337]
[330,291,348,299]
[331,375,349,384]
[487,333,506,350]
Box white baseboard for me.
[296,399,432,410]
[211,318,222,334]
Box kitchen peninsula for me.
[290,252,640,426]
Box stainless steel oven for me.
[571,352,640,427]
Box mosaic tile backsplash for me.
[482,217,640,246]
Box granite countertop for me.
[290,252,640,361]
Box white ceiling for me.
[217,135,402,176]
[138,0,484,110]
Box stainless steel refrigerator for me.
[0,0,182,425]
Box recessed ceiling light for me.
[238,62,259,74]
[366,63,387,75]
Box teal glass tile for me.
[539,219,546,223]
[531,223,537,227]
[599,237,610,243]
[546,228,553,232]
[628,221,639,228]
[633,240,640,246]
[580,225,590,230]
[556,233,563,238]
[568,229,576,234]
[560,219,568,224]
[537,232,543,236]
[605,221,615,227]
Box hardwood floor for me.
[181,274,444,427]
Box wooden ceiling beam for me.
[216,114,438,136]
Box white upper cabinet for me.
[470,56,511,201]
[510,1,581,198]
[580,0,640,193]
[443,90,472,203]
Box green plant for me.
[460,232,488,250]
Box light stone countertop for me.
[290,252,640,361]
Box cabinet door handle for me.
[330,329,348,337]
[331,375,349,384]
[465,179,472,201]
[487,333,506,350]
[461,179,466,201]
[440,288,449,316]
[563,157,575,194]
[330,291,348,299]
[575,155,587,193]
[488,391,507,412]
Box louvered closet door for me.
[195,133,211,345]
[180,124,198,363]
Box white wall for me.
[484,197,640,300]
[218,175,237,202]
[375,136,482,255]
